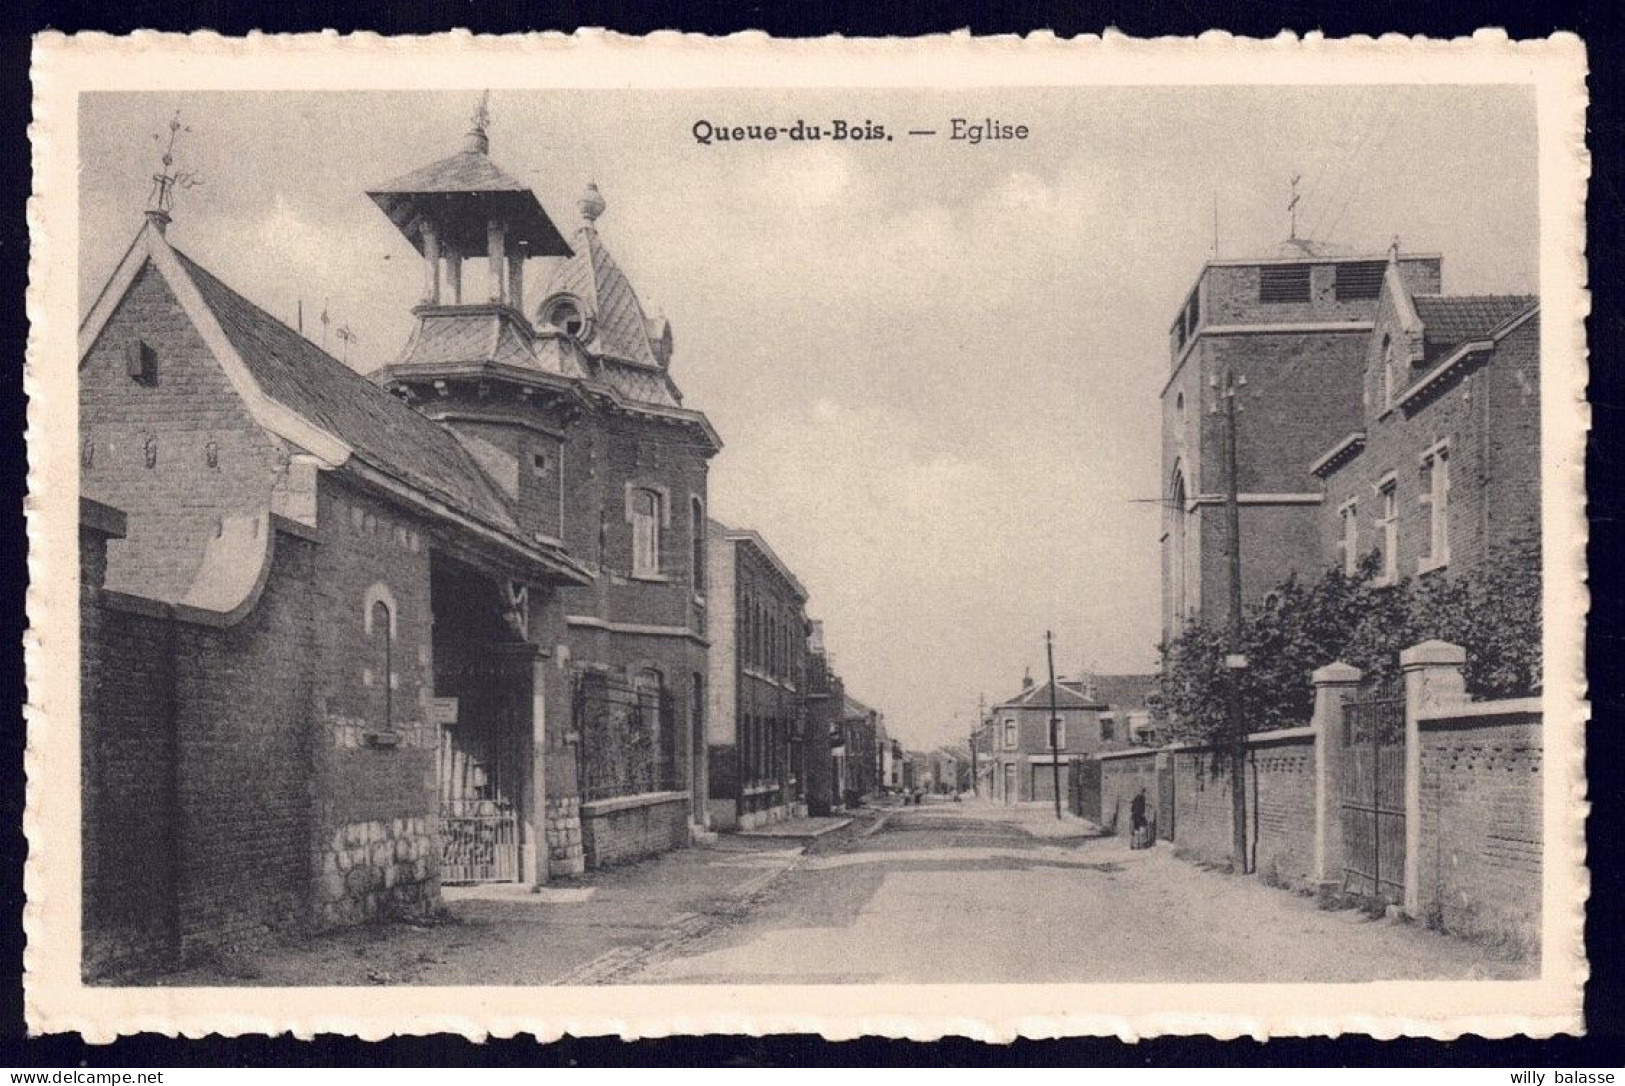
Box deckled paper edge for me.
[23,27,1591,1043]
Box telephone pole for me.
[1045,631,1063,820]
[1217,368,1250,872]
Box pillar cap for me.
[1311,661,1362,685]
[1399,639,1467,668]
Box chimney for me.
[1021,667,1034,691]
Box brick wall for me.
[580,793,691,866]
[1162,733,1316,887]
[80,263,286,602]
[83,519,320,977]
[1096,752,1158,835]
[1317,312,1539,583]
[1416,710,1542,954]
[1160,256,1443,641]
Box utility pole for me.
[1045,630,1063,820]
[1216,368,1250,872]
[971,692,984,797]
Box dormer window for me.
[544,296,586,337]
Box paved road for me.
[630,800,1531,984]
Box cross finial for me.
[1388,234,1401,261]
[146,109,202,231]
[1288,173,1303,241]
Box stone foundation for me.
[545,795,586,877]
[316,816,440,927]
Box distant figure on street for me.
[1130,787,1150,849]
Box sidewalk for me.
[156,835,815,987]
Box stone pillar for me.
[525,651,548,887]
[421,222,441,305]
[488,219,508,304]
[1310,661,1361,893]
[508,253,525,314]
[1399,640,1467,915]
[445,247,463,304]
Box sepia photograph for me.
[26,32,1588,1039]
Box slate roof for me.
[173,249,518,533]
[1413,294,1537,359]
[366,141,572,258]
[1085,673,1160,712]
[372,148,536,196]
[543,224,665,371]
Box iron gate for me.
[1340,680,1406,902]
[438,650,529,884]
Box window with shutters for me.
[1334,261,1386,301]
[1259,264,1312,303]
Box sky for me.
[78,86,1539,751]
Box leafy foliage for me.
[1154,540,1542,745]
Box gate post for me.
[1311,661,1362,894]
[1399,640,1467,916]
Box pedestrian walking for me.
[1130,787,1151,850]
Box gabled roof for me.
[543,221,665,371]
[1086,673,1160,712]
[995,680,1103,712]
[79,220,589,586]
[174,250,519,531]
[1413,294,1537,360]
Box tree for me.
[1154,544,1541,744]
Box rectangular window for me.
[1003,719,1017,750]
[1100,716,1115,743]
[631,488,660,576]
[1338,500,1359,576]
[1420,444,1450,569]
[1334,261,1386,301]
[1259,264,1312,303]
[1047,719,1066,749]
[1377,479,1398,584]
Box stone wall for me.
[1416,707,1542,955]
[545,795,586,876]
[580,792,690,868]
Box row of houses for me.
[77,109,886,976]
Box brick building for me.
[368,121,722,869]
[833,694,881,806]
[704,522,810,829]
[78,195,592,974]
[77,109,726,975]
[987,673,1119,804]
[1160,244,1443,644]
[1309,257,1539,587]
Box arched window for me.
[631,488,661,576]
[1381,334,1395,409]
[691,498,706,592]
[1170,469,1189,623]
[371,599,394,729]
[544,296,586,337]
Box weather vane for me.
[472,90,491,134]
[1288,173,1302,240]
[148,110,203,215]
